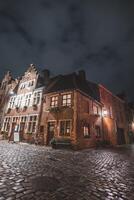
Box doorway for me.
[117,128,126,145]
[9,123,16,141]
[20,122,25,141]
[47,122,56,145]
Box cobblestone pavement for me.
[0,141,134,200]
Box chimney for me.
[42,69,50,84]
[78,70,86,81]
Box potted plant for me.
[50,137,57,149]
[1,131,8,140]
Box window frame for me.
[28,115,37,133]
[83,124,90,138]
[50,96,58,108]
[61,93,72,107]
[59,120,71,137]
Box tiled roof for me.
[44,73,100,102]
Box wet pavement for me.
[0,141,134,200]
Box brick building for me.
[0,67,134,149]
[1,64,48,143]
[40,71,103,149]
[0,71,18,134]
[99,85,128,146]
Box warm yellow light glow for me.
[102,109,108,117]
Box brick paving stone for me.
[0,141,134,199]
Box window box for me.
[49,107,60,113]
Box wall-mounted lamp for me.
[102,109,108,117]
[132,122,134,129]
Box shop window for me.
[60,120,71,136]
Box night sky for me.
[0,0,134,101]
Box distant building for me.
[0,66,134,149]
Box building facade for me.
[0,67,134,149]
[1,64,47,143]
[99,85,128,146]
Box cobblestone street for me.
[0,141,134,200]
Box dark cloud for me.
[0,0,134,101]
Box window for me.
[62,94,71,106]
[83,124,90,138]
[20,83,25,90]
[13,117,19,122]
[25,94,31,107]
[3,117,10,131]
[93,104,99,115]
[95,125,101,138]
[33,92,41,105]
[9,97,15,108]
[28,115,37,133]
[21,116,27,122]
[60,120,71,136]
[50,96,58,107]
[28,81,34,87]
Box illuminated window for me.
[21,116,27,122]
[60,120,71,136]
[83,124,90,138]
[50,96,58,107]
[62,94,71,106]
[28,115,37,133]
